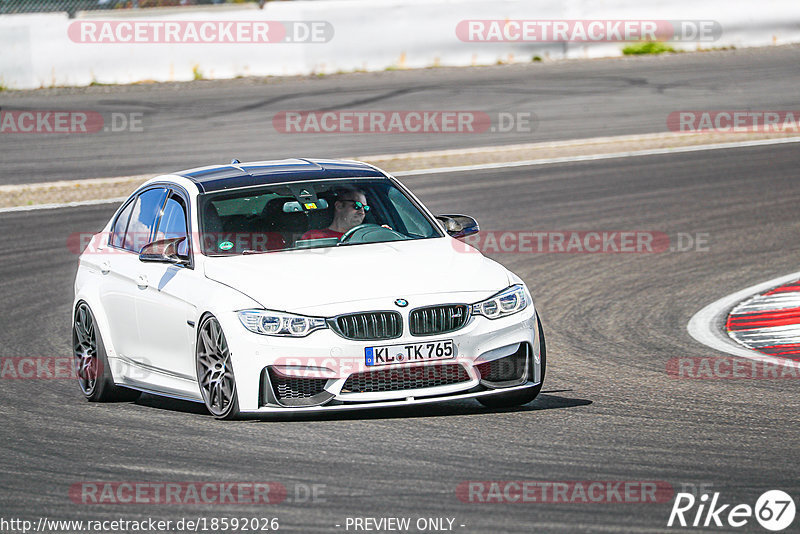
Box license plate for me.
[365,339,455,367]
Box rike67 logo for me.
[668,490,796,531]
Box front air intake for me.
[341,363,470,394]
[265,368,333,407]
[475,343,529,386]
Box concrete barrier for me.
[1,0,799,89]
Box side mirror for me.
[139,237,189,266]
[435,214,479,239]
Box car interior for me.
[202,190,371,254]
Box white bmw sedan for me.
[73,158,545,419]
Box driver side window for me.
[122,188,168,253]
[154,193,189,257]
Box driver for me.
[301,187,369,240]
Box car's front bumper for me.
[219,302,542,413]
[241,383,541,414]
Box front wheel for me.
[478,314,546,408]
[196,315,240,420]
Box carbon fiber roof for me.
[176,158,385,193]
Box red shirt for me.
[300,228,344,240]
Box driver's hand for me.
[381,224,393,230]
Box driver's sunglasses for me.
[341,200,370,212]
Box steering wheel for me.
[339,223,408,244]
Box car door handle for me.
[100,261,111,275]
[136,274,149,289]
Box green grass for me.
[622,41,676,55]
[192,65,204,81]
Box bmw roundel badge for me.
[395,298,408,307]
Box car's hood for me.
[203,238,510,313]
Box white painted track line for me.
[0,197,128,213]
[3,135,800,213]
[393,136,800,177]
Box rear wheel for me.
[196,315,240,420]
[478,315,546,408]
[73,302,140,402]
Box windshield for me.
[198,177,443,255]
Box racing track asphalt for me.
[0,141,798,532]
[1,44,799,184]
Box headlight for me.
[237,310,328,337]
[471,284,529,319]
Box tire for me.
[478,314,546,408]
[196,315,240,420]
[73,302,141,403]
